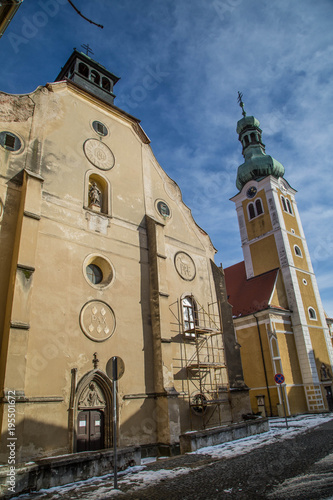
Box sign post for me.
[106,356,125,490]
[274,373,289,429]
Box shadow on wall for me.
[0,416,69,465]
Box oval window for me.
[0,131,22,152]
[92,121,108,136]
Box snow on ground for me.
[193,413,333,460]
[12,414,333,499]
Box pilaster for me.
[145,215,181,447]
[2,170,43,393]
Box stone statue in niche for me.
[89,182,102,211]
[320,363,332,381]
[79,381,106,408]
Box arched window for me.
[255,199,263,215]
[308,307,317,320]
[85,172,110,215]
[250,132,256,143]
[248,199,264,220]
[248,203,256,220]
[90,70,100,85]
[102,77,111,91]
[78,63,89,78]
[294,245,302,257]
[286,198,293,215]
[244,135,249,146]
[281,196,287,212]
[182,296,198,336]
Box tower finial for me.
[237,91,246,117]
[81,43,94,56]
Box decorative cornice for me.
[23,210,41,220]
[123,391,168,400]
[1,396,64,404]
[10,321,30,330]
[17,264,35,273]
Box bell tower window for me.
[90,70,100,85]
[286,199,293,214]
[78,63,89,78]
[248,198,264,220]
[255,199,263,215]
[102,77,111,91]
[281,195,293,215]
[248,203,256,220]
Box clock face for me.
[247,186,257,198]
[279,179,287,192]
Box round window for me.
[92,121,108,136]
[86,264,103,284]
[83,254,114,289]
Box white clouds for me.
[0,0,332,311]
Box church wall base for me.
[140,442,181,459]
[0,446,141,499]
[179,418,269,454]
[229,388,252,422]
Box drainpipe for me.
[254,314,273,417]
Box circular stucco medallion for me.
[174,252,196,281]
[84,139,115,170]
[80,300,116,342]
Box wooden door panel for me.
[77,410,104,452]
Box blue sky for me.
[1,0,333,315]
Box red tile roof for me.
[224,261,279,317]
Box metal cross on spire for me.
[237,91,246,117]
[81,43,94,57]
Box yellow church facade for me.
[0,50,251,465]
[225,110,333,416]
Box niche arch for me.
[84,170,111,215]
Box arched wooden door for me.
[75,376,111,452]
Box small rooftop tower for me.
[55,49,120,106]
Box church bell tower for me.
[230,94,333,412]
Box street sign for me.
[106,356,125,490]
[274,373,289,429]
[106,356,125,381]
[274,373,285,385]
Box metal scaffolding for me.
[170,296,230,429]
